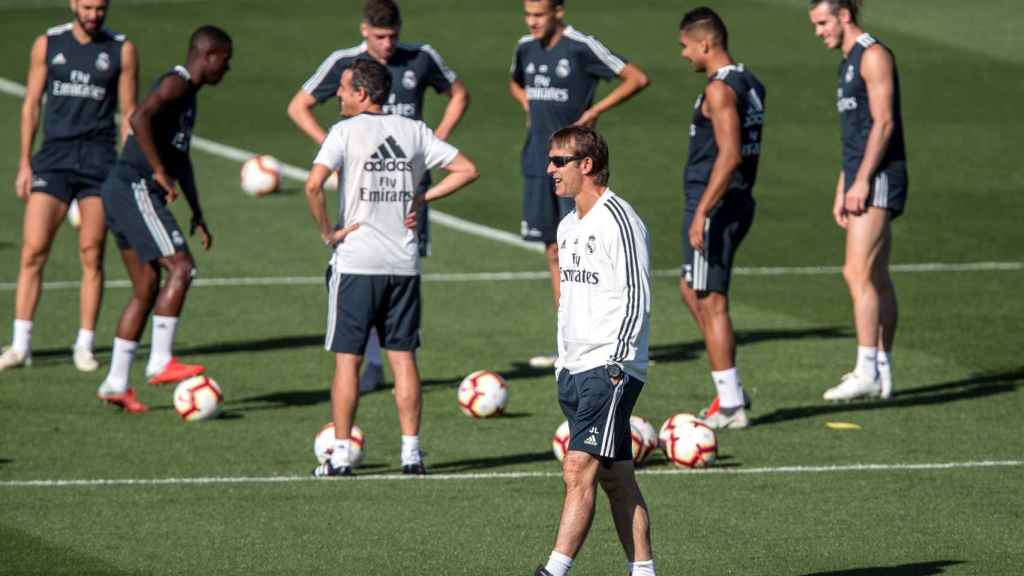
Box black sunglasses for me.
[548,155,585,168]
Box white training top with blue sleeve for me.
[313,112,458,276]
[555,190,651,381]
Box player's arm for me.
[832,170,847,228]
[305,163,358,246]
[117,40,139,147]
[287,89,328,145]
[130,73,189,202]
[846,45,897,215]
[574,63,649,128]
[178,159,211,250]
[16,35,47,201]
[433,80,469,141]
[508,79,529,112]
[423,153,479,203]
[690,81,741,251]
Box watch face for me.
[607,365,622,379]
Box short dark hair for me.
[364,0,402,28]
[349,59,392,105]
[809,0,862,23]
[679,7,728,50]
[188,25,232,55]
[550,126,610,186]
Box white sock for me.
[103,338,138,392]
[629,560,656,576]
[74,329,95,351]
[401,435,421,465]
[855,346,878,380]
[365,328,382,367]
[146,315,178,374]
[12,319,32,354]
[877,350,893,396]
[330,438,352,467]
[545,551,573,576]
[712,368,743,409]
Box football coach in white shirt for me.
[536,126,655,576]
[304,59,478,477]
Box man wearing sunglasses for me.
[536,126,654,576]
[510,0,649,370]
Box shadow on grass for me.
[649,326,848,365]
[28,334,325,362]
[225,375,460,411]
[0,458,12,467]
[431,450,555,472]
[801,560,965,575]
[752,368,1024,426]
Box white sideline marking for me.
[0,75,543,255]
[1,261,1021,292]
[1,460,1020,488]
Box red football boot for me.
[98,387,149,413]
[147,357,205,386]
[699,395,722,418]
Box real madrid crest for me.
[96,52,110,72]
[585,235,596,255]
[402,70,417,90]
[555,58,571,78]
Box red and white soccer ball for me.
[313,423,365,467]
[552,420,572,462]
[457,370,508,418]
[172,375,223,421]
[240,155,281,197]
[630,415,658,467]
[660,413,718,468]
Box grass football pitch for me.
[1,1,1022,574]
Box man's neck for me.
[71,22,95,45]
[574,184,607,218]
[841,25,866,57]
[542,24,566,50]
[704,53,736,79]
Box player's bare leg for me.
[1,194,66,370]
[695,291,748,428]
[873,219,897,398]
[679,280,706,335]
[313,351,361,476]
[388,349,426,473]
[552,451,601,559]
[825,207,889,401]
[145,252,204,384]
[597,461,653,566]
[72,196,106,371]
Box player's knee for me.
[842,263,870,286]
[166,257,196,285]
[561,453,596,489]
[20,242,51,271]
[78,243,104,272]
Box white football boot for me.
[73,346,99,372]
[701,407,749,430]
[0,346,31,371]
[823,371,882,401]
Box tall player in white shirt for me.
[537,126,655,576]
[304,60,478,476]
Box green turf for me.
[1,1,1022,575]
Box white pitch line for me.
[1,460,1020,488]
[1,261,1021,292]
[0,75,542,255]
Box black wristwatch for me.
[605,363,624,381]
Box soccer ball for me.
[240,155,281,197]
[67,199,81,229]
[660,413,717,468]
[457,370,508,418]
[313,422,365,467]
[552,420,571,462]
[630,415,658,466]
[172,375,223,421]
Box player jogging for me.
[535,126,654,576]
[677,7,766,430]
[1,0,137,373]
[510,0,649,369]
[305,60,478,477]
[288,0,469,392]
[809,0,907,401]
[95,26,233,412]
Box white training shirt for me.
[555,190,651,381]
[313,112,458,275]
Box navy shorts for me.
[101,165,189,263]
[30,141,116,203]
[522,175,574,245]
[30,170,104,203]
[325,270,421,354]
[557,366,644,462]
[844,166,908,219]
[683,194,755,294]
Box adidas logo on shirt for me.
[363,136,413,172]
[51,52,67,65]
